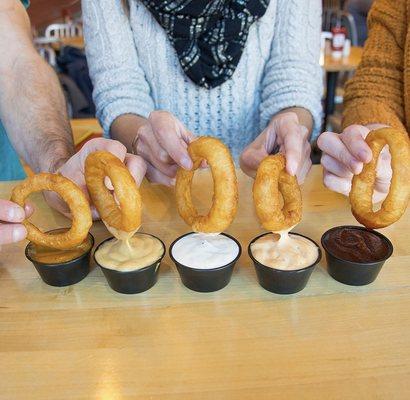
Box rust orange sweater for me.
[343,0,410,132]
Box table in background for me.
[51,36,85,51]
[321,46,363,130]
[70,118,102,149]
[0,166,409,399]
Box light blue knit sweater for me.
[83,0,323,159]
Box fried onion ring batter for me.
[350,128,410,229]
[85,151,142,232]
[175,136,238,233]
[253,154,302,231]
[11,173,92,250]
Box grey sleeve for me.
[82,0,154,136]
[260,0,323,139]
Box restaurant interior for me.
[2,1,408,399]
[26,0,365,160]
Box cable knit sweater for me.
[82,0,322,159]
[343,0,410,133]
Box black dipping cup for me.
[321,226,393,286]
[25,231,94,287]
[248,232,322,295]
[94,234,165,294]
[169,232,242,293]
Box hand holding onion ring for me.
[85,151,142,232]
[10,173,92,250]
[350,128,410,229]
[253,154,302,231]
[175,136,238,233]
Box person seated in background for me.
[346,0,374,46]
[82,0,323,186]
[318,0,408,202]
[0,0,146,245]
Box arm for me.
[319,0,405,202]
[343,0,407,130]
[0,0,74,173]
[82,0,193,186]
[82,0,154,139]
[0,1,147,238]
[260,0,322,138]
[240,0,322,181]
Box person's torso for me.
[128,0,278,158]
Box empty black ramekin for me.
[248,232,322,294]
[94,233,165,294]
[321,226,393,286]
[169,232,242,292]
[25,230,94,287]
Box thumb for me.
[240,146,269,178]
[80,138,128,164]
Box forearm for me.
[0,0,74,173]
[0,53,74,173]
[110,114,148,153]
[342,0,406,130]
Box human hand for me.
[44,138,147,219]
[133,110,195,186]
[318,125,392,203]
[0,199,33,246]
[240,111,312,183]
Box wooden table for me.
[321,46,363,73]
[70,118,102,147]
[321,46,364,131]
[0,166,409,399]
[52,36,85,50]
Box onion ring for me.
[85,151,142,232]
[253,154,302,231]
[175,136,238,233]
[350,127,410,229]
[10,173,92,250]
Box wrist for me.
[38,145,73,173]
[47,156,71,174]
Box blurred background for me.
[28,0,374,150]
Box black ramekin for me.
[169,232,242,292]
[248,232,322,295]
[94,233,165,294]
[321,225,393,286]
[25,230,94,287]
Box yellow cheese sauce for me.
[95,228,164,272]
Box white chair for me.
[37,46,57,67]
[45,23,82,39]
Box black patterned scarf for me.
[139,0,269,89]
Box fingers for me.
[145,161,176,186]
[321,154,354,179]
[0,200,26,223]
[0,224,27,245]
[340,125,372,163]
[124,154,147,187]
[323,171,351,196]
[317,132,363,174]
[43,191,72,219]
[148,111,193,170]
[296,154,312,184]
[239,145,268,178]
[138,123,174,165]
[24,203,34,218]
[282,123,307,176]
[136,134,178,178]
[79,137,127,163]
